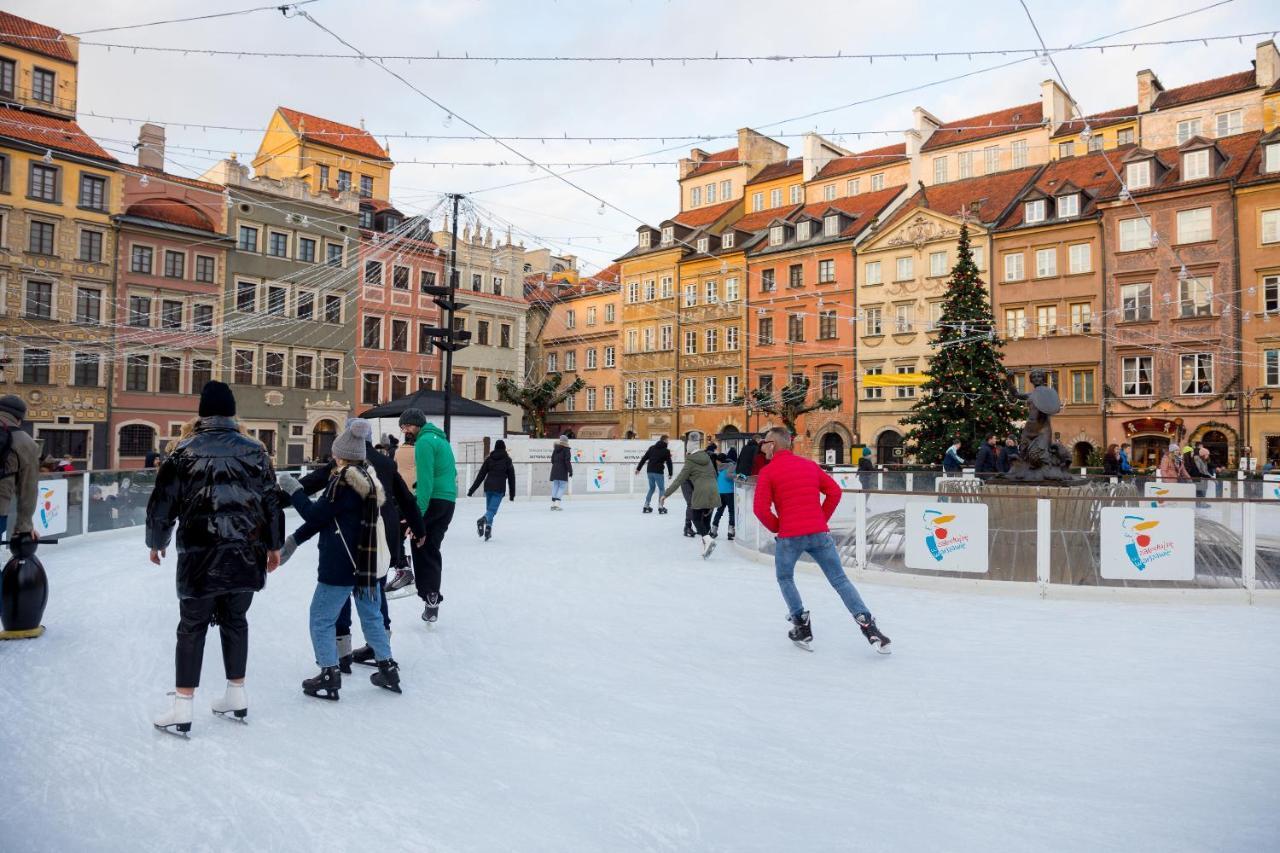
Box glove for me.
[278,473,303,495]
[279,534,298,565]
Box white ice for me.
[2,496,1278,852]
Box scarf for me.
[327,463,384,597]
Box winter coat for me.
[1103,453,1121,476]
[636,441,673,475]
[1158,452,1190,483]
[716,462,736,495]
[300,442,425,541]
[664,450,720,510]
[1118,449,1133,474]
[974,444,999,473]
[291,463,387,587]
[0,412,41,536]
[415,422,458,509]
[735,440,767,478]
[753,449,842,538]
[1192,455,1216,479]
[469,448,517,499]
[942,447,964,473]
[550,444,573,481]
[145,416,285,599]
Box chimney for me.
[137,123,165,171]
[1257,40,1280,89]
[678,148,709,180]
[1136,69,1163,113]
[1041,79,1076,132]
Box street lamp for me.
[1227,389,1277,470]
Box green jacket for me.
[414,422,457,510]
[664,450,720,510]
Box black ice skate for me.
[856,614,891,655]
[657,505,669,515]
[683,522,695,538]
[484,521,492,541]
[302,666,341,700]
[710,525,719,539]
[788,611,814,652]
[351,644,377,667]
[371,659,403,694]
[421,592,441,623]
[642,505,653,514]
[385,567,416,600]
[727,525,735,541]
[476,516,486,538]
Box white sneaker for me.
[700,535,716,559]
[154,693,193,736]
[211,681,248,721]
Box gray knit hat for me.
[331,418,371,462]
[398,407,427,428]
[0,394,27,421]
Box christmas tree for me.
[496,372,586,437]
[902,223,1020,463]
[736,376,839,437]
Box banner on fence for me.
[33,478,68,537]
[831,468,861,490]
[1143,481,1195,507]
[505,438,683,466]
[904,501,988,573]
[1100,508,1195,580]
[584,465,616,493]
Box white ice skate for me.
[700,535,716,559]
[385,567,417,600]
[154,692,193,737]
[211,681,248,722]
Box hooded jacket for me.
[753,449,842,538]
[414,422,458,509]
[290,463,388,587]
[145,416,285,599]
[550,443,573,481]
[0,411,41,535]
[469,446,517,499]
[664,450,720,510]
[299,442,425,541]
[636,440,673,475]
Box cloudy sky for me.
[22,0,1277,272]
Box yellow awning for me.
[862,372,930,388]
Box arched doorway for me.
[1201,430,1229,468]
[312,419,337,462]
[821,432,846,465]
[876,430,903,466]
[1072,441,1093,468]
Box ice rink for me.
[2,495,1278,852]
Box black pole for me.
[443,193,461,440]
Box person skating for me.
[711,447,738,540]
[636,435,673,514]
[0,395,42,545]
[389,409,428,597]
[146,382,285,735]
[413,417,457,623]
[549,435,573,509]
[467,439,516,540]
[282,420,401,700]
[942,440,965,474]
[857,447,875,491]
[752,427,890,654]
[664,445,721,558]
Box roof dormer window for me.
[1056,194,1079,218]
[660,226,674,245]
[797,221,811,241]
[769,225,784,247]
[1182,149,1210,181]
[1025,199,1046,224]
[696,237,709,253]
[721,232,735,249]
[1126,160,1151,190]
[824,215,839,237]
[638,231,651,248]
[1266,142,1280,174]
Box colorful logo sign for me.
[586,465,615,492]
[1100,507,1194,581]
[596,449,609,462]
[573,448,585,463]
[32,478,68,536]
[1143,481,1195,507]
[904,501,989,573]
[922,510,964,561]
[1120,515,1165,571]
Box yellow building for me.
[253,107,393,201]
[1049,106,1139,157]
[678,128,788,211]
[804,140,911,205]
[616,224,684,439]
[0,11,79,118]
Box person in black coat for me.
[468,439,516,540]
[857,447,876,490]
[146,382,285,735]
[636,435,674,513]
[549,436,573,509]
[974,435,999,476]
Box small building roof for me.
[276,107,390,161]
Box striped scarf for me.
[327,464,382,597]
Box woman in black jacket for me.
[468,439,516,540]
[146,382,285,736]
[549,436,573,510]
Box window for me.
[790,185,803,204]
[31,67,55,103]
[363,316,382,349]
[684,378,698,405]
[972,246,985,270]
[325,294,342,324]
[586,347,597,369]
[1012,140,1028,168]
[390,319,408,352]
[1036,305,1057,337]
[79,230,103,262]
[265,232,286,258]
[684,282,697,307]
[604,346,616,367]
[233,350,255,385]
[958,151,973,178]
[564,309,577,330]
[316,165,329,189]
[1176,207,1211,243]
[643,328,654,352]
[296,291,314,321]
[127,295,150,327]
[1004,308,1026,339]
[870,172,884,191]
[722,325,738,352]
[125,355,149,391]
[757,374,775,395]
[265,286,286,316]
[1058,142,1075,158]
[660,276,674,299]
[362,373,380,405]
[865,363,885,399]
[819,371,838,400]
[770,188,782,208]
[160,299,183,329]
[1266,275,1280,313]
[761,269,776,292]
[565,351,577,371]
[1071,370,1095,404]
[1088,135,1104,153]
[419,269,437,292]
[722,232,735,249]
[720,179,731,199]
[1177,119,1202,145]
[28,220,54,255]
[643,280,656,301]
[1035,248,1056,278]
[824,184,836,201]
[1180,353,1213,394]
[191,255,215,283]
[894,304,913,333]
[625,329,638,353]
[704,377,718,405]
[500,323,513,348]
[492,276,504,296]
[1119,217,1152,251]
[1263,143,1280,175]
[627,282,639,304]
[789,264,803,289]
[705,280,718,303]
[659,379,672,408]
[0,58,11,97]
[263,352,285,387]
[477,320,490,346]
[600,385,613,410]
[1068,243,1091,274]
[933,157,948,183]
[193,304,213,331]
[130,245,154,274]
[848,178,861,195]
[928,301,944,332]
[1025,199,1046,223]
[1004,253,1024,282]
[818,259,835,283]
[896,366,916,399]
[638,231,651,249]
[865,261,882,285]
[757,317,774,345]
[1117,128,1135,146]
[1264,210,1280,244]
[238,225,258,252]
[359,175,374,198]
[661,226,674,245]
[929,251,947,277]
[895,257,913,281]
[546,352,558,373]
[1121,283,1152,322]
[690,187,702,207]
[642,380,655,409]
[1057,194,1079,218]
[1070,302,1092,334]
[159,250,184,279]
[1181,149,1210,182]
[157,357,182,394]
[326,243,343,267]
[77,174,107,211]
[864,307,882,336]
[298,237,316,263]
[365,261,385,286]
[751,192,763,212]
[705,182,716,204]
[75,287,101,325]
[322,358,340,391]
[337,171,352,192]
[770,225,784,247]
[19,347,50,385]
[705,329,719,353]
[725,277,740,301]
[1215,110,1242,138]
[72,353,99,387]
[787,314,804,343]
[29,163,57,202]
[1125,161,1151,190]
[1179,276,1212,317]
[389,374,408,401]
[797,222,810,242]
[19,280,53,322]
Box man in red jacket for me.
[753,427,890,653]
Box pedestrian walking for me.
[942,440,964,474]
[975,435,999,476]
[146,382,285,735]
[636,435,673,514]
[549,435,573,509]
[1118,443,1134,475]
[752,427,890,654]
[664,444,721,558]
[467,439,516,540]
[1158,443,1191,482]
[712,447,738,540]
[857,447,875,491]
[1192,446,1217,507]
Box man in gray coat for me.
[0,395,41,543]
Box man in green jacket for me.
[414,421,457,623]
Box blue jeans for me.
[644,472,665,506]
[310,582,391,667]
[774,533,869,620]
[550,480,568,501]
[484,491,504,524]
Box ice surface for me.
[2,496,1278,852]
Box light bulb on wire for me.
[442,113,453,128]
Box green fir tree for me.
[901,223,1020,463]
[496,372,586,437]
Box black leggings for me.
[712,493,735,528]
[175,591,254,689]
[691,507,713,536]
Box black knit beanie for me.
[198,381,237,417]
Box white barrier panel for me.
[583,465,617,493]
[34,478,68,537]
[1144,481,1196,507]
[904,500,989,573]
[832,469,861,490]
[505,438,684,466]
[1100,508,1196,580]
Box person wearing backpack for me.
[0,395,41,545]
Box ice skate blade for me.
[302,689,340,701]
[873,642,892,655]
[213,708,248,723]
[373,680,403,694]
[154,723,191,737]
[386,585,418,600]
[791,640,814,652]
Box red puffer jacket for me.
[752,449,842,537]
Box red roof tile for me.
[921,102,1043,152]
[1051,105,1138,139]
[1101,130,1261,199]
[813,143,908,180]
[0,106,114,161]
[1237,129,1280,187]
[591,263,620,283]
[362,197,399,214]
[732,204,803,233]
[0,11,75,63]
[1151,70,1256,110]
[276,107,390,161]
[745,157,802,186]
[879,166,1043,233]
[999,149,1128,228]
[793,185,907,237]
[124,198,216,233]
[671,198,739,228]
[683,147,740,179]
[133,164,223,192]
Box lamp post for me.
[1225,389,1276,470]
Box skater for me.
[711,447,737,540]
[413,416,456,623]
[286,418,425,671]
[146,382,285,735]
[664,443,721,558]
[0,394,41,544]
[283,420,402,700]
[467,439,516,540]
[636,435,673,514]
[389,408,428,595]
[549,435,573,509]
[752,427,890,654]
[857,447,875,491]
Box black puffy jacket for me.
[636,441,673,475]
[550,444,573,481]
[145,416,285,599]
[469,448,516,499]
